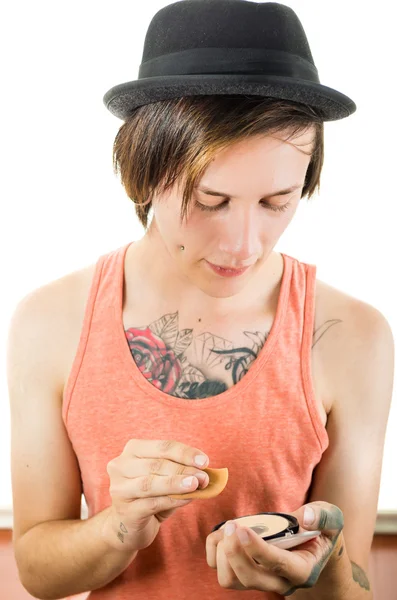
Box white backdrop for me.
[1,1,396,511]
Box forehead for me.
[272,127,315,151]
[204,130,313,174]
[211,128,315,162]
[192,132,312,199]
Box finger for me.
[292,502,344,539]
[217,532,286,593]
[155,498,194,521]
[206,529,225,568]
[123,439,209,469]
[118,472,204,499]
[283,531,344,596]
[125,495,193,523]
[119,457,210,489]
[216,539,246,590]
[222,522,312,593]
[169,467,228,499]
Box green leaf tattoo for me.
[351,561,371,591]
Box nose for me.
[217,205,261,265]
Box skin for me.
[206,502,371,595]
[284,506,345,595]
[126,128,316,398]
[125,311,269,397]
[125,312,343,398]
[130,128,315,308]
[121,130,371,592]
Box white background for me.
[1,1,396,511]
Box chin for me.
[208,289,243,299]
[196,276,248,299]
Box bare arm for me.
[7,278,138,600]
[14,507,137,599]
[291,298,394,599]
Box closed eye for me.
[194,199,291,213]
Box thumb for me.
[295,501,345,534]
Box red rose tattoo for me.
[125,327,182,393]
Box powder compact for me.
[212,512,321,550]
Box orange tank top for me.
[62,240,329,600]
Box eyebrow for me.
[196,183,303,199]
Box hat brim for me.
[103,74,356,121]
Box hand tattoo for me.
[284,506,344,596]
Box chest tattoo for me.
[125,311,269,399]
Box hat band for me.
[138,47,320,83]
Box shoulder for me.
[313,277,394,411]
[314,277,392,344]
[9,262,97,327]
[7,262,97,394]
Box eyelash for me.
[194,199,291,213]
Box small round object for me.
[212,512,299,541]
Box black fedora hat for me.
[103,0,356,121]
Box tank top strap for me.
[62,242,131,423]
[277,252,317,352]
[275,253,325,448]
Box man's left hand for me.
[205,501,344,596]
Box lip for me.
[205,261,250,278]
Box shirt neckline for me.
[114,241,292,409]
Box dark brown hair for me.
[112,95,324,230]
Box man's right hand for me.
[102,439,210,552]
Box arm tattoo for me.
[117,522,128,544]
[351,561,371,591]
[284,508,371,595]
[312,319,342,348]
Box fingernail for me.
[194,472,208,486]
[224,521,236,536]
[181,476,195,488]
[194,455,208,467]
[304,506,315,527]
[236,528,250,545]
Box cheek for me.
[271,203,299,232]
[155,207,215,257]
[278,210,296,229]
[182,212,218,241]
[154,204,185,245]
